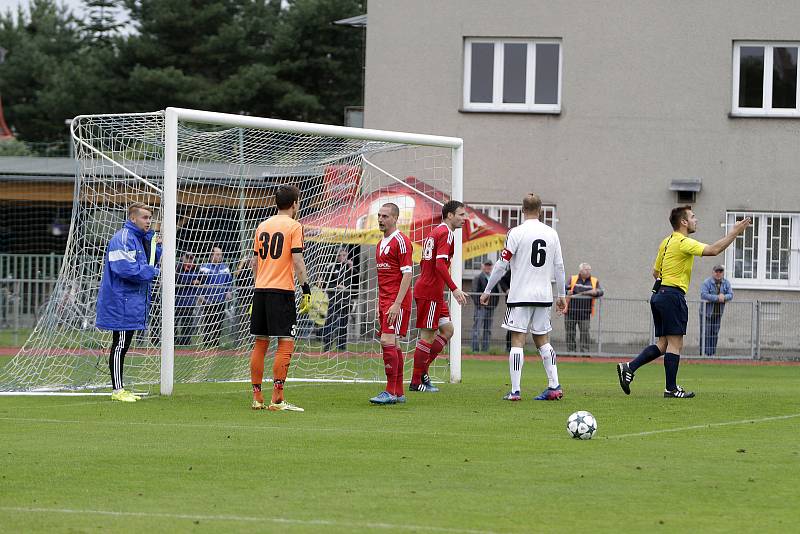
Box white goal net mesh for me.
[0,111,455,392]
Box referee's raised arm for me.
[702,217,752,256]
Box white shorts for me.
[502,306,552,335]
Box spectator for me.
[323,247,354,351]
[175,253,200,346]
[699,264,733,356]
[564,263,603,353]
[198,246,233,348]
[471,260,498,352]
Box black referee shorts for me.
[251,290,297,338]
[650,285,688,337]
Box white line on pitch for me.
[0,506,496,534]
[0,416,492,438]
[608,413,800,439]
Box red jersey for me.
[376,230,413,308]
[413,223,455,300]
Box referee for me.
[617,206,750,398]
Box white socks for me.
[538,343,560,388]
[509,347,524,393]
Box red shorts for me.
[414,298,451,329]
[378,305,411,337]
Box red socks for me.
[382,344,405,396]
[411,340,432,385]
[424,334,448,374]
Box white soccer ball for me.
[567,410,597,440]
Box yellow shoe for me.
[268,401,304,412]
[111,389,137,402]
[251,399,266,410]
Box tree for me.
[272,0,365,124]
[81,0,124,45]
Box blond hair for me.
[128,202,153,218]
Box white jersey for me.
[501,219,565,306]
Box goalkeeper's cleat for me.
[298,294,312,314]
[111,389,137,403]
[617,362,634,395]
[664,386,695,398]
[268,400,305,412]
[533,385,563,401]
[369,391,397,405]
[251,399,266,410]
[502,390,521,401]
[394,394,406,404]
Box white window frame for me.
[464,203,557,276]
[731,41,800,117]
[725,211,800,290]
[463,38,562,113]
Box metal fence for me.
[461,293,800,360]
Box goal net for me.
[0,108,463,394]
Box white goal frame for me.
[159,108,464,395]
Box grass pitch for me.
[1,359,799,533]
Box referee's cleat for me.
[369,391,397,405]
[111,389,137,403]
[502,390,521,401]
[395,395,406,404]
[664,386,695,398]
[268,400,305,412]
[617,362,634,395]
[251,399,266,410]
[409,382,438,393]
[533,386,563,401]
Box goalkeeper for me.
[96,203,161,402]
[249,184,310,412]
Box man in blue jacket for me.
[699,264,733,356]
[96,203,162,402]
[198,246,233,348]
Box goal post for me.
[160,107,464,394]
[0,107,464,394]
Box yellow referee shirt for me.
[653,231,707,293]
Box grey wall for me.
[364,0,800,301]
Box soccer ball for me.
[566,411,597,440]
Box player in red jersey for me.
[369,203,414,405]
[410,200,468,392]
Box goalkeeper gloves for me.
[298,283,312,314]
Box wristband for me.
[301,283,311,295]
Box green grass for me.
[1,359,799,533]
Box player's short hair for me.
[670,205,692,230]
[442,200,464,220]
[522,194,542,214]
[128,202,152,218]
[382,202,400,218]
[275,184,300,210]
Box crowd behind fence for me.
[1,251,799,360]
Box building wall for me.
[364,0,800,301]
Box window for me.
[732,42,800,117]
[464,204,556,273]
[725,212,800,289]
[463,38,562,113]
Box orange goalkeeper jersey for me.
[253,214,304,292]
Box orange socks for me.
[272,338,294,404]
[250,338,268,402]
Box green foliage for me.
[0,137,31,155]
[0,360,799,531]
[0,0,365,142]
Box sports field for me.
[2,358,799,533]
